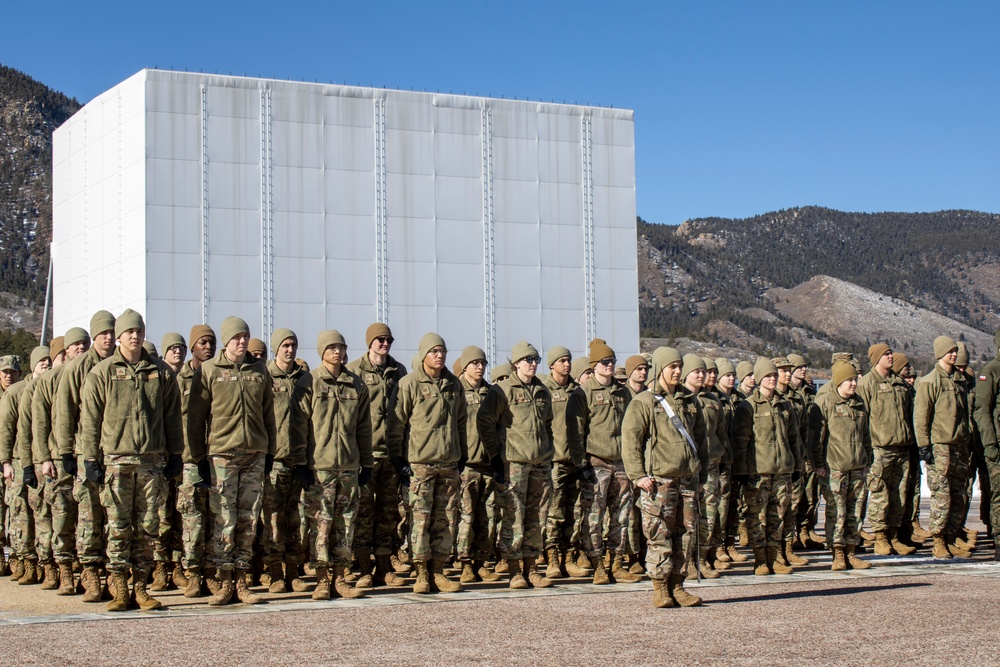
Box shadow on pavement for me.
[708,581,931,605]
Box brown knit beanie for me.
[189,324,216,347]
[48,336,65,357]
[248,338,267,355]
[625,355,647,377]
[365,323,393,348]
[832,361,856,387]
[588,338,615,368]
[716,358,736,377]
[868,343,891,368]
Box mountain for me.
[638,207,1000,369]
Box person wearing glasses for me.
[567,338,641,585]
[478,341,555,589]
[347,323,409,587]
[386,333,467,594]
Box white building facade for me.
[52,69,638,365]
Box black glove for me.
[391,456,412,486]
[164,454,183,479]
[577,463,598,485]
[195,459,212,489]
[733,473,750,486]
[62,453,77,477]
[488,455,506,485]
[23,465,38,489]
[293,464,314,491]
[457,456,467,474]
[918,446,934,464]
[358,466,373,487]
[84,459,104,484]
[792,471,801,483]
[264,454,275,475]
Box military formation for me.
[1,311,999,611]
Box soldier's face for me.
[661,361,682,389]
[514,356,539,381]
[630,364,648,385]
[792,366,807,381]
[594,357,616,383]
[839,377,858,397]
[424,346,447,371]
[52,351,67,367]
[164,344,187,367]
[369,335,393,356]
[877,351,894,374]
[760,374,778,391]
[192,335,216,363]
[227,333,250,360]
[464,359,485,383]
[741,375,756,391]
[579,369,593,383]
[550,356,571,378]
[323,344,347,367]
[0,370,17,388]
[66,341,89,360]
[33,359,51,375]
[277,339,297,365]
[704,369,717,388]
[685,368,705,390]
[776,367,791,386]
[119,328,145,356]
[718,372,736,392]
[93,330,115,357]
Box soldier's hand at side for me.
[62,453,77,477]
[163,454,182,479]
[815,467,828,478]
[23,465,38,489]
[457,456,467,474]
[2,462,13,481]
[578,463,598,485]
[195,459,212,489]
[488,455,506,485]
[293,464,314,491]
[359,467,373,487]
[84,459,104,484]
[918,446,934,465]
[391,456,412,486]
[41,460,55,478]
[264,454,275,475]
[636,476,655,494]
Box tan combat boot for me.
[726,536,749,563]
[430,559,462,593]
[612,553,643,583]
[931,535,952,559]
[391,550,412,573]
[494,559,510,574]
[171,563,188,589]
[873,531,893,556]
[203,567,221,595]
[696,550,720,580]
[332,563,366,599]
[785,539,809,566]
[286,559,310,592]
[57,563,75,595]
[183,568,202,597]
[412,561,431,594]
[207,569,235,606]
[768,547,793,575]
[952,533,975,553]
[627,553,645,575]
[911,521,931,543]
[235,568,264,604]
[589,555,610,585]
[507,559,529,590]
[8,557,23,581]
[267,561,287,593]
[133,568,163,611]
[475,560,500,582]
[651,577,674,608]
[670,572,702,607]
[106,571,130,612]
[525,558,553,588]
[575,550,592,573]
[373,555,406,587]
[312,566,331,600]
[845,545,871,569]
[753,548,770,576]
[460,561,478,583]
[81,566,103,602]
[149,562,170,591]
[17,560,39,585]
[545,547,562,579]
[946,539,971,558]
[889,529,916,555]
[715,546,732,567]
[41,563,60,590]
[563,550,590,578]
[354,548,374,589]
[831,547,847,571]
[738,523,750,547]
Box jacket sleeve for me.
[289,375,312,467]
[455,378,468,462]
[731,402,753,476]
[788,407,804,471]
[693,400,710,485]
[620,399,650,481]
[16,386,34,469]
[476,385,505,461]
[357,381,374,469]
[814,400,830,468]
[975,366,999,455]
[54,364,83,457]
[385,380,410,461]
[913,379,935,449]
[160,365,184,458]
[0,392,17,464]
[565,388,588,465]
[32,382,53,463]
[186,367,211,462]
[262,373,277,458]
[77,371,106,461]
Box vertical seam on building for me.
[481,104,496,364]
[200,84,209,324]
[260,87,274,345]
[582,114,596,344]
[374,96,388,323]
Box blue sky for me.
[4,1,997,225]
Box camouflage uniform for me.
[542,373,582,551]
[174,360,211,571]
[456,375,499,563]
[19,381,53,569]
[973,340,1000,544]
[791,381,821,536]
[697,390,728,552]
[708,386,735,550]
[777,384,808,544]
[0,381,34,564]
[32,364,76,567]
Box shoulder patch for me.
[981,375,989,382]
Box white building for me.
[52,69,638,365]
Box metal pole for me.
[40,243,53,345]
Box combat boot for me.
[889,529,916,556]
[873,531,893,556]
[8,557,23,581]
[726,536,749,563]
[495,559,510,574]
[183,568,202,597]
[207,569,235,606]
[429,558,462,593]
[797,526,813,550]
[81,566,103,602]
[611,553,643,583]
[932,535,952,559]
[312,566,331,600]
[911,520,931,543]
[133,569,163,611]
[669,572,702,607]
[473,560,499,582]
[831,547,847,571]
[354,548,374,589]
[651,577,674,608]
[627,553,645,575]
[589,555,610,585]
[171,563,188,590]
[575,549,592,573]
[738,522,750,547]
[0,551,7,576]
[149,562,170,591]
[563,550,590,577]
[715,546,732,566]
[785,539,809,566]
[267,561,287,593]
[845,545,871,569]
[525,558,553,588]
[696,549,720,579]
[859,528,875,547]
[57,563,75,595]
[753,548,770,576]
[286,559,311,592]
[41,563,59,590]
[391,550,412,573]
[412,561,431,594]
[768,547,793,575]
[946,539,971,559]
[952,533,975,553]
[235,568,264,604]
[17,561,39,585]
[203,567,221,595]
[808,529,827,547]
[106,571,130,611]
[332,563,366,599]
[506,558,529,590]
[545,547,562,579]
[460,561,478,583]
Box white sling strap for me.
[653,393,699,457]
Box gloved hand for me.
[457,456,467,474]
[733,473,750,485]
[293,464,314,491]
[359,466,373,487]
[195,459,212,489]
[23,465,38,489]
[264,454,275,475]
[489,455,506,485]
[391,456,413,486]
[918,446,934,465]
[792,470,801,483]
[84,459,105,484]
[164,454,183,479]
[62,453,77,477]
[577,463,598,485]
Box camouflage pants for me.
[45,461,77,565]
[176,463,212,570]
[306,469,358,568]
[0,475,6,546]
[967,448,991,528]
[726,478,746,538]
[353,457,401,556]
[28,480,53,564]
[926,444,971,537]
[262,461,304,566]
[744,474,790,549]
[74,454,106,566]
[866,447,910,531]
[101,455,164,573]
[782,473,804,542]
[8,471,34,560]
[985,457,1000,539]
[499,462,551,560]
[545,462,581,550]
[408,463,460,562]
[821,468,866,547]
[700,462,731,549]
[154,474,182,564]
[905,448,922,525]
[579,456,634,557]
[209,452,265,572]
[796,459,820,530]
[639,475,698,578]
[456,465,500,562]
